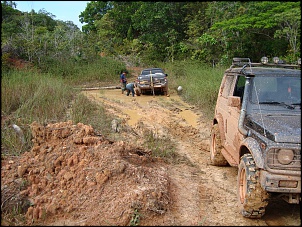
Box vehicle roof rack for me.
[230,57,300,69]
[231,58,251,68]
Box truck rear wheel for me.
[237,154,269,218]
[210,124,228,166]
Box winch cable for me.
[150,70,155,96]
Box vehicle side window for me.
[221,75,234,98]
[234,75,246,102]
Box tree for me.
[274,4,300,61]
[209,1,300,62]
[79,1,113,33]
[130,2,187,62]
[95,13,118,55]
[1,1,23,41]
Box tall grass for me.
[163,60,225,120]
[71,93,114,136]
[1,71,75,155]
[63,57,127,86]
[1,70,41,115]
[39,56,126,85]
[1,56,124,157]
[2,71,74,123]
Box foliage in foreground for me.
[70,93,114,136]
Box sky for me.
[14,1,90,30]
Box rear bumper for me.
[260,170,301,194]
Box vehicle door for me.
[222,74,245,164]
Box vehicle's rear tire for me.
[210,124,228,166]
[237,154,269,218]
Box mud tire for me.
[210,124,228,166]
[134,87,141,96]
[237,154,269,219]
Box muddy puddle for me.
[83,89,199,127]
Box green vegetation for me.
[142,129,176,161]
[71,93,114,136]
[1,2,300,225]
[129,209,141,226]
[1,0,300,157]
[1,71,74,155]
[2,1,300,70]
[1,65,115,156]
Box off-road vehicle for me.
[210,57,301,218]
[136,68,168,95]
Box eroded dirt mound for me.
[1,121,170,226]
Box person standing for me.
[126,82,136,97]
[120,71,127,94]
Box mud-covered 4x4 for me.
[210,57,301,218]
[136,68,168,95]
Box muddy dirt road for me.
[82,88,300,226]
[1,86,300,226]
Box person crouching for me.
[126,82,137,97]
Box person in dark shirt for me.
[120,71,127,94]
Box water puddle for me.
[179,109,198,127]
[82,89,199,127]
[123,109,143,126]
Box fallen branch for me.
[76,86,121,91]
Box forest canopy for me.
[1,1,300,71]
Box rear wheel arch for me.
[213,114,225,142]
[210,124,228,166]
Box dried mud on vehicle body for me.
[210,57,301,219]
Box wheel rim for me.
[239,167,246,204]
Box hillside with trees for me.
[2,1,300,73]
